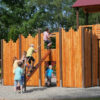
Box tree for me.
[0,0,100,41]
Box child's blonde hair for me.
[30,44,34,47]
[49,65,52,69]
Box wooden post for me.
[38,29,41,87]
[59,28,62,87]
[90,30,93,87]
[19,34,26,91]
[76,8,79,30]
[97,39,100,86]
[98,40,100,86]
[85,12,89,25]
[1,40,3,85]
[81,27,85,88]
[19,34,22,59]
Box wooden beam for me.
[38,29,41,87]
[1,40,3,85]
[76,8,79,30]
[85,12,89,25]
[83,5,100,13]
[81,28,85,88]
[59,28,63,87]
[19,34,22,59]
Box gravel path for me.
[0,84,100,100]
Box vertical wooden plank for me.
[41,33,45,86]
[38,29,41,87]
[99,40,100,85]
[19,35,22,59]
[84,28,92,87]
[92,25,98,86]
[56,32,60,87]
[78,27,83,87]
[81,27,85,87]
[59,28,63,87]
[1,40,3,85]
[62,29,66,87]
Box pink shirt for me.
[43,31,49,41]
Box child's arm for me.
[34,49,37,53]
[16,60,23,63]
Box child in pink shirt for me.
[43,28,52,49]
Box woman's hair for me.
[13,57,17,64]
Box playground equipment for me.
[1,25,100,88]
[26,50,51,81]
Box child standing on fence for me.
[26,44,37,70]
[43,28,52,49]
[14,62,24,93]
[46,65,54,87]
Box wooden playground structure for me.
[1,24,100,88]
[0,0,100,88]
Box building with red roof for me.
[72,0,100,28]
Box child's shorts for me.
[14,80,23,86]
[27,56,35,64]
[44,40,51,44]
[21,75,24,83]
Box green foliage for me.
[0,0,100,41]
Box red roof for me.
[72,0,100,8]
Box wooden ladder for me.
[26,49,51,82]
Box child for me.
[21,51,27,87]
[46,65,54,87]
[13,57,22,74]
[21,51,27,64]
[26,44,37,70]
[43,28,52,49]
[14,62,23,93]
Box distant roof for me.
[72,0,100,8]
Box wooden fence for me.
[2,24,100,87]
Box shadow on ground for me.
[25,87,47,93]
[24,82,56,93]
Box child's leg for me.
[19,80,23,93]
[47,42,52,47]
[47,77,50,86]
[49,77,52,86]
[14,80,18,92]
[31,57,35,67]
[46,40,52,49]
[28,57,32,68]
